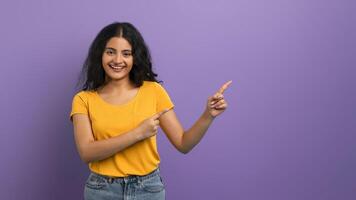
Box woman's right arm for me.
[72,114,141,163]
[72,110,166,163]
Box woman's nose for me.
[114,54,123,63]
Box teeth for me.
[110,64,124,69]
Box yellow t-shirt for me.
[69,81,174,177]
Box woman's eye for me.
[106,50,115,55]
[123,52,132,57]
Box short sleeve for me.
[69,92,89,122]
[154,83,174,113]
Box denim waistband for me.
[90,168,160,184]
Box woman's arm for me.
[72,110,167,163]
[159,81,232,154]
[159,109,214,154]
[72,114,140,163]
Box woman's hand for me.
[135,109,169,140]
[206,80,232,118]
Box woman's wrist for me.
[203,109,215,122]
[132,127,144,142]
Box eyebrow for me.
[105,47,132,52]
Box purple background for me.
[1,0,355,199]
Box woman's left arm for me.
[159,81,232,154]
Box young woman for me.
[70,22,231,200]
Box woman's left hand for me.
[206,80,232,118]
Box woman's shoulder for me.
[142,81,161,90]
[141,81,170,96]
[143,80,158,86]
[72,90,96,100]
[142,81,164,89]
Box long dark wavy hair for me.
[77,22,160,91]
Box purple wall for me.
[1,0,355,199]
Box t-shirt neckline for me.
[94,82,144,107]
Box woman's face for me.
[102,37,133,82]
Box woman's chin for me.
[106,73,130,81]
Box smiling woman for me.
[102,38,133,80]
[79,22,158,91]
[70,22,231,200]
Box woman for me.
[70,22,231,200]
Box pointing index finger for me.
[218,80,232,94]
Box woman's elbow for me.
[178,146,191,154]
[77,147,92,164]
[78,152,90,164]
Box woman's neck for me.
[99,78,136,95]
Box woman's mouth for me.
[109,64,125,72]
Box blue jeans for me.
[84,168,165,200]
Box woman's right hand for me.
[136,109,169,140]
